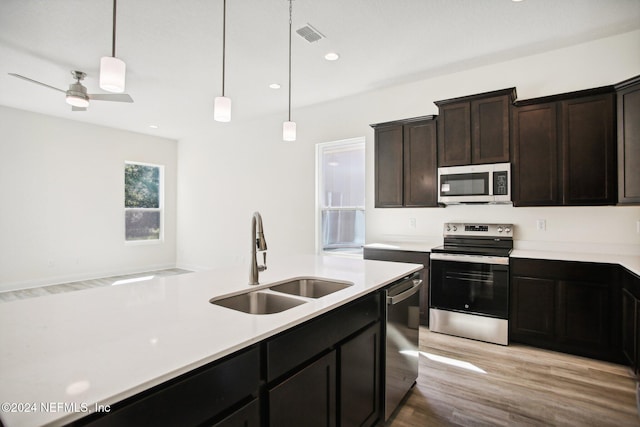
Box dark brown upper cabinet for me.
[511,87,617,206]
[616,75,640,205]
[435,88,516,166]
[372,116,438,208]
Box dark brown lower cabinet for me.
[269,351,337,427]
[621,269,640,374]
[340,322,381,427]
[77,346,261,427]
[510,276,556,341]
[363,248,430,326]
[510,258,622,363]
[266,293,382,427]
[214,398,260,427]
[74,292,385,427]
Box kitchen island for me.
[0,254,422,427]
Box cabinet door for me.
[511,103,560,206]
[438,102,471,166]
[510,276,556,343]
[403,120,438,207]
[269,351,336,427]
[213,398,260,427]
[622,289,637,368]
[472,95,510,164]
[340,322,381,427]
[375,125,403,207]
[617,78,640,204]
[561,94,616,205]
[556,279,611,357]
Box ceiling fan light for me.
[66,94,89,108]
[283,121,296,141]
[99,56,126,93]
[214,96,232,122]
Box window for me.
[124,162,163,242]
[316,137,365,255]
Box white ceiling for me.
[1,0,639,140]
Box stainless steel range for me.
[429,223,513,345]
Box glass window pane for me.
[125,210,161,240]
[125,164,160,208]
[321,209,365,250]
[321,146,365,208]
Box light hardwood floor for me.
[388,328,640,427]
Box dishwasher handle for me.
[387,279,423,305]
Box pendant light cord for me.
[111,0,117,57]
[288,0,292,122]
[222,0,226,97]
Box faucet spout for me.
[250,212,268,285]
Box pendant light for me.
[283,0,296,141]
[100,0,126,93]
[214,0,231,122]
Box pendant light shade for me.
[283,0,296,141]
[100,0,126,93]
[214,0,231,122]
[99,56,126,93]
[283,121,296,141]
[214,96,231,122]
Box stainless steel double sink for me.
[210,278,352,314]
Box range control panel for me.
[443,222,514,238]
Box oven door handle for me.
[430,252,509,265]
[387,279,423,305]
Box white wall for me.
[177,30,640,272]
[0,106,178,291]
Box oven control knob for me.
[505,227,511,233]
[446,225,451,232]
[452,226,457,232]
[497,226,503,233]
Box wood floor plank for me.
[387,328,639,426]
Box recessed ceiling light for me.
[269,83,281,89]
[148,124,159,129]
[324,52,340,61]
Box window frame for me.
[315,137,366,256]
[124,161,164,245]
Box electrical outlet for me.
[409,218,416,228]
[536,219,546,231]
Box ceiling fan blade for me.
[72,106,87,112]
[88,93,133,103]
[8,73,66,93]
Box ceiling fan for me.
[8,70,134,111]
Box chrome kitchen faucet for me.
[249,212,268,285]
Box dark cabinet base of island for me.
[72,291,388,427]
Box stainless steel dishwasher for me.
[384,273,423,421]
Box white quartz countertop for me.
[0,255,422,427]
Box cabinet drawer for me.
[511,258,615,282]
[266,293,380,382]
[81,346,260,427]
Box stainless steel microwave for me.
[437,162,511,205]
